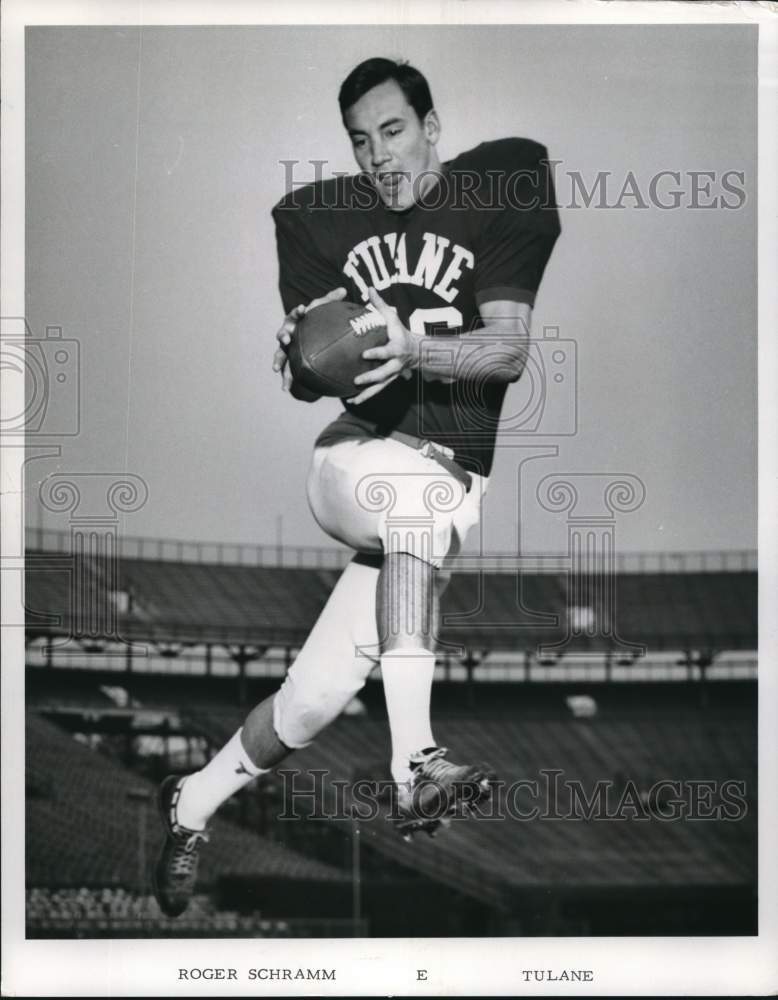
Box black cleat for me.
[393,746,497,840]
[151,776,210,918]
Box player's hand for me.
[346,288,420,405]
[272,287,347,392]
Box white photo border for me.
[2,1,776,996]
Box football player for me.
[153,57,560,917]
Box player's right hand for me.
[272,287,347,392]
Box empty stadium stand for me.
[61,674,744,934]
[26,713,346,890]
[187,708,756,897]
[24,547,757,652]
[26,887,364,938]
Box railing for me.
[25,527,353,570]
[450,549,757,574]
[24,528,757,574]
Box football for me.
[288,300,389,398]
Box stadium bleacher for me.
[26,887,363,938]
[289,713,755,894]
[151,695,756,907]
[26,712,346,889]
[25,689,755,934]
[24,550,757,652]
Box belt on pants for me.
[386,430,473,493]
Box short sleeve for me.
[472,142,561,308]
[272,200,344,314]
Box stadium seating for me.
[25,713,346,889]
[172,700,756,909]
[117,560,341,643]
[24,551,757,652]
[22,543,758,935]
[613,573,757,648]
[23,682,757,935]
[25,887,361,938]
[24,553,77,631]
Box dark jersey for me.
[272,138,560,476]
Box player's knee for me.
[274,672,367,748]
[274,678,316,748]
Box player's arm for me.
[419,297,532,383]
[347,291,531,405]
[271,198,345,401]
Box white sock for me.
[176,728,268,830]
[380,648,436,785]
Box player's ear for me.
[423,109,441,145]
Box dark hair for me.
[338,58,434,121]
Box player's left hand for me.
[273,287,347,392]
[346,288,421,405]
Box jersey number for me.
[409,306,463,336]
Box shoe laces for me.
[412,747,454,784]
[170,830,209,877]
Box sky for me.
[24,24,757,557]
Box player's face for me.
[344,79,440,212]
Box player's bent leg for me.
[378,551,438,785]
[308,436,497,839]
[272,553,381,748]
[377,553,498,839]
[153,555,381,916]
[375,478,498,839]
